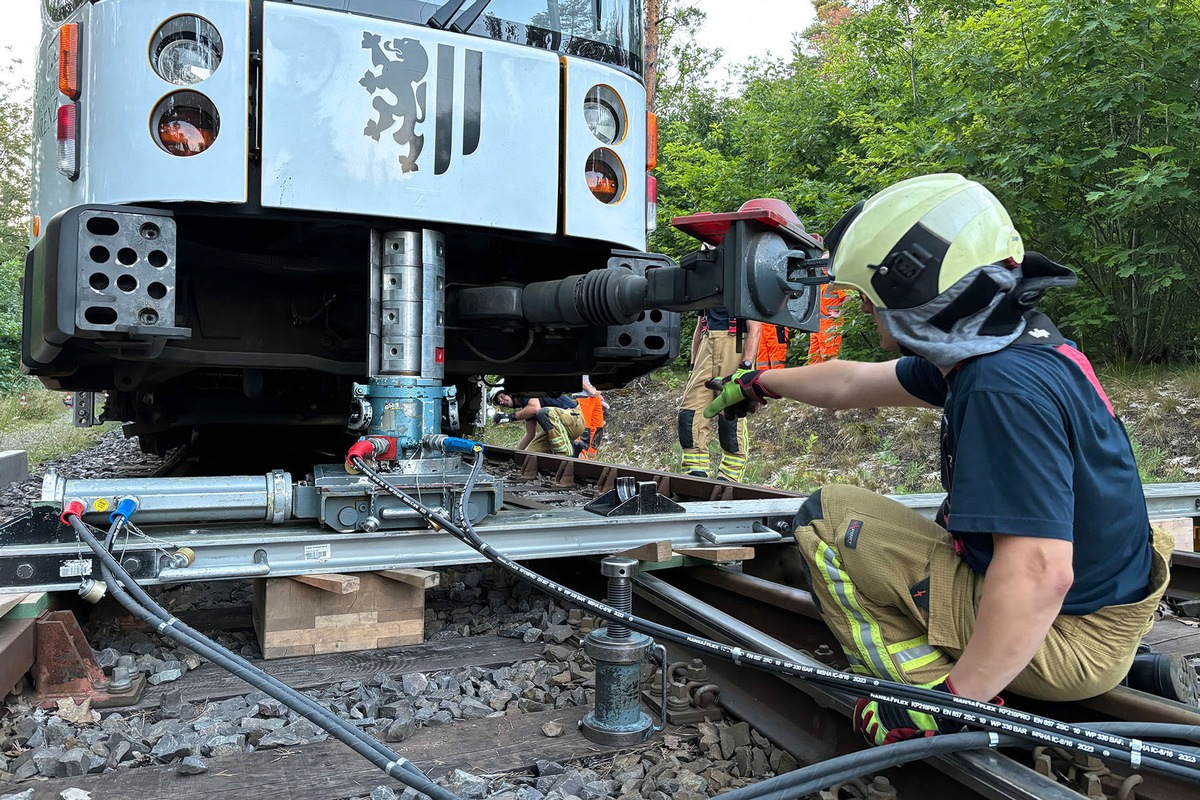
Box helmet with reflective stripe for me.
[826,174,1024,310]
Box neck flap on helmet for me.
[877,252,1077,369]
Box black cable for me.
[90,516,426,780]
[718,732,1022,800]
[353,452,1200,782]
[66,515,463,800]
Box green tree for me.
[652,0,1200,364]
[0,49,31,264]
[0,49,32,389]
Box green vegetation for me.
[1,48,31,392]
[653,0,1200,366]
[0,388,114,469]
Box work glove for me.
[491,412,515,425]
[702,368,780,420]
[853,679,1003,747]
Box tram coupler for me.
[581,557,657,746]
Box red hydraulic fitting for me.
[344,437,398,472]
[373,436,399,461]
[345,439,376,472]
[60,499,86,525]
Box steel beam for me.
[0,500,799,593]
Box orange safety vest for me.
[807,287,847,364]
[756,325,790,370]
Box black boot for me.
[1120,651,1200,706]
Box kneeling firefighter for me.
[703,173,1195,746]
[492,390,586,457]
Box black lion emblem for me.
[359,32,428,173]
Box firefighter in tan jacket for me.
[677,308,760,482]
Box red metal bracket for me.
[34,610,145,708]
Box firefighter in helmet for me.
[704,173,1191,745]
[491,388,586,457]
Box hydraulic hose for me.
[350,452,1200,783]
[64,513,463,800]
[95,513,419,776]
[717,732,1021,800]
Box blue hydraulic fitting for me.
[109,496,140,524]
[582,557,655,746]
[422,434,482,454]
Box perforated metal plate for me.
[75,209,179,335]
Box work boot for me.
[685,470,708,478]
[1120,652,1200,706]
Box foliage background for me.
[651,0,1200,366]
[1,49,31,392]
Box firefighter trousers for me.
[677,331,748,481]
[792,484,1171,700]
[527,406,587,456]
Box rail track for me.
[491,446,1200,800]
[5,442,1199,799]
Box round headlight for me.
[150,16,223,86]
[152,91,220,157]
[583,85,626,145]
[584,100,619,145]
[585,148,625,205]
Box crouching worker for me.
[492,391,586,457]
[704,174,1195,745]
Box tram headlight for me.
[583,85,625,145]
[153,91,220,157]
[150,16,223,86]
[585,148,625,205]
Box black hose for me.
[90,518,429,780]
[717,732,1022,800]
[67,515,463,800]
[1083,722,1200,756]
[353,453,1200,782]
[93,520,422,777]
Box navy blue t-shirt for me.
[896,345,1152,615]
[514,395,578,410]
[703,307,732,331]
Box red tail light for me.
[57,103,79,179]
[646,175,658,234]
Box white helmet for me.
[826,173,1024,309]
[825,174,1075,367]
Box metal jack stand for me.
[581,557,663,745]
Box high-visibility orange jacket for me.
[756,324,791,370]
[807,287,848,364]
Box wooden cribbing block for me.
[0,616,36,696]
[253,573,424,659]
[1154,517,1196,553]
[673,546,756,562]
[289,573,361,594]
[617,541,674,563]
[0,592,49,620]
[0,593,28,619]
[377,568,440,589]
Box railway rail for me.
[2,444,1199,800]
